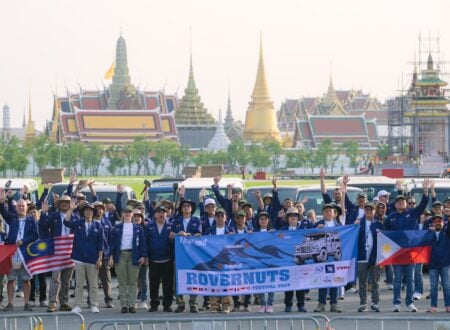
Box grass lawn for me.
[37,176,333,200]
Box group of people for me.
[0,172,448,315]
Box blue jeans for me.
[393,264,414,306]
[385,265,393,284]
[258,292,274,306]
[429,266,450,308]
[137,265,148,301]
[414,263,423,294]
[319,287,338,305]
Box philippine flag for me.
[376,230,432,266]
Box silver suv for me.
[294,232,342,264]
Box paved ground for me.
[1,273,450,330]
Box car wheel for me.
[296,256,305,265]
[334,248,342,261]
[317,248,327,263]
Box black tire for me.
[334,247,342,261]
[296,256,305,265]
[316,248,328,263]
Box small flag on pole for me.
[104,61,115,80]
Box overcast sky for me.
[1,0,450,129]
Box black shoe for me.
[190,305,199,313]
[149,306,158,312]
[163,307,173,312]
[175,305,185,313]
[121,307,128,313]
[129,306,136,313]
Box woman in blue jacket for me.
[109,205,147,313]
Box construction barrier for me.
[87,314,330,330]
[0,312,85,330]
[329,315,450,330]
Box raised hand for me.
[41,200,49,214]
[342,174,350,185]
[178,185,185,198]
[320,168,326,179]
[116,184,124,193]
[213,176,221,186]
[0,188,5,201]
[253,190,261,198]
[272,177,277,189]
[69,170,77,184]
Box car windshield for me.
[183,188,228,217]
[246,187,298,211]
[47,189,131,207]
[410,188,449,209]
[296,188,360,219]
[346,184,397,203]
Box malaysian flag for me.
[18,235,75,276]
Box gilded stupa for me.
[243,35,280,142]
[25,94,36,142]
[175,50,215,125]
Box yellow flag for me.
[104,61,115,79]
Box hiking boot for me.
[314,303,325,313]
[59,303,72,311]
[175,305,185,313]
[358,304,368,312]
[47,303,57,312]
[371,304,380,312]
[330,304,342,313]
[190,305,198,313]
[3,303,13,312]
[24,303,33,312]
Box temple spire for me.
[107,32,132,109]
[22,108,26,128]
[207,108,230,152]
[174,31,215,125]
[427,53,434,70]
[243,33,280,142]
[25,90,36,142]
[224,88,234,131]
[325,74,338,103]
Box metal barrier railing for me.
[87,314,330,330]
[0,312,85,330]
[329,315,450,330]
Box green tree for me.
[106,145,125,176]
[122,144,135,176]
[28,135,50,174]
[249,144,271,172]
[377,144,389,160]
[342,140,360,173]
[83,143,103,176]
[131,137,153,175]
[154,138,179,175]
[263,139,283,173]
[169,145,190,176]
[316,139,339,172]
[193,150,211,166]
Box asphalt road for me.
[1,273,450,330]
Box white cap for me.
[377,190,389,198]
[204,198,216,207]
[373,196,380,202]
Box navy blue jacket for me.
[95,218,113,260]
[0,203,38,245]
[39,211,75,239]
[385,194,429,230]
[211,185,233,221]
[357,217,383,265]
[171,215,202,235]
[144,222,173,262]
[314,219,343,228]
[424,226,450,270]
[204,224,235,235]
[200,214,216,235]
[63,217,104,264]
[344,193,364,225]
[109,223,147,265]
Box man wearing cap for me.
[205,208,234,313]
[385,178,431,312]
[376,190,395,214]
[314,204,343,313]
[210,177,235,220]
[354,202,383,312]
[63,203,104,313]
[281,208,308,312]
[92,201,114,308]
[39,195,75,312]
[170,199,202,313]
[132,209,149,310]
[424,215,450,312]
[275,198,295,229]
[200,198,217,235]
[320,168,343,205]
[342,175,367,225]
[0,190,39,312]
[102,198,120,226]
[145,205,174,312]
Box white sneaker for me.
[387,284,394,290]
[138,301,148,310]
[15,291,24,298]
[346,287,358,294]
[407,303,417,312]
[91,306,100,313]
[412,292,422,300]
[39,301,49,307]
[71,305,82,313]
[28,301,35,307]
[393,304,400,312]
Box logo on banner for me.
[315,265,324,273]
[325,264,335,273]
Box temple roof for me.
[174,49,215,125]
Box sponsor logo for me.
[334,276,345,284]
[310,276,321,285]
[337,265,350,271]
[301,267,314,276]
[325,264,335,273]
[323,276,333,284]
[315,265,324,273]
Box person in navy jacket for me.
[354,202,384,312]
[63,203,104,314]
[109,205,147,314]
[424,215,450,312]
[39,195,75,312]
[92,201,114,308]
[384,178,430,313]
[170,199,202,313]
[281,207,308,313]
[0,191,38,312]
[200,198,217,235]
[313,204,343,313]
[145,205,174,312]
